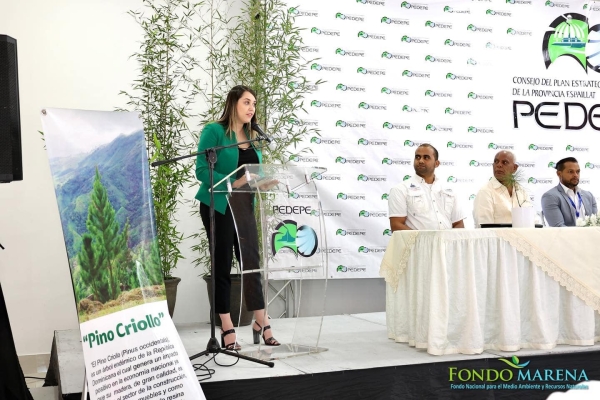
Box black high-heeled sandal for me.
[252,322,280,346]
[221,329,241,350]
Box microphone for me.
[251,123,273,144]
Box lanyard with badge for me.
[567,192,583,218]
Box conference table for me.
[380,228,600,356]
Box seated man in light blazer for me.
[541,157,597,227]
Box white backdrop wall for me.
[290,0,600,279]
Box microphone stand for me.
[151,137,274,368]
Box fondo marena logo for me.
[542,13,600,72]
[449,355,589,391]
[271,220,318,257]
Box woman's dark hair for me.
[218,85,258,138]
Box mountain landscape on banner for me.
[50,131,153,261]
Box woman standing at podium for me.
[195,85,279,350]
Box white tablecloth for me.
[380,228,600,355]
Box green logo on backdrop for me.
[543,14,590,72]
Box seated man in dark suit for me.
[541,157,597,227]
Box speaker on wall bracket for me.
[0,34,22,183]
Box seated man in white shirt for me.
[541,157,597,226]
[388,144,466,231]
[472,150,535,227]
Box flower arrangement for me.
[576,214,600,227]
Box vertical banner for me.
[41,109,204,400]
[285,0,600,278]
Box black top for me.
[236,147,259,178]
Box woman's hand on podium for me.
[232,173,259,189]
[258,179,279,191]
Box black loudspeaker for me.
[0,35,22,183]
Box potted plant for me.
[120,0,200,317]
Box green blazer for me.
[195,122,262,214]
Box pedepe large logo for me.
[542,13,600,72]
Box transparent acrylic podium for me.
[212,164,329,360]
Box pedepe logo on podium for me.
[271,220,318,257]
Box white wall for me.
[0,0,143,355]
[0,0,385,356]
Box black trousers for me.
[200,192,265,315]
